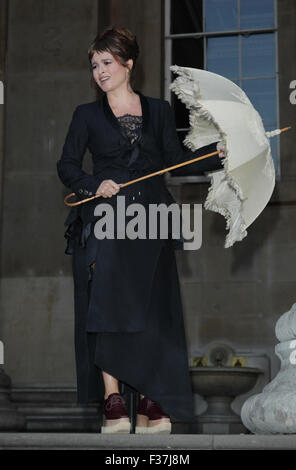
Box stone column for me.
[0,0,100,431]
[241,303,296,433]
[0,0,7,253]
[0,0,25,431]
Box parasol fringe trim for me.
[169,66,246,201]
[169,64,248,247]
[204,175,248,248]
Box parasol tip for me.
[265,126,292,138]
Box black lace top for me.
[117,113,143,145]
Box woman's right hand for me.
[96,179,121,198]
[216,141,226,159]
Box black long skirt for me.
[72,232,196,423]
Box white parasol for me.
[169,65,285,248]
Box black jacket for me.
[57,90,223,237]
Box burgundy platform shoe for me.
[135,396,172,434]
[101,392,131,434]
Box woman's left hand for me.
[216,141,226,159]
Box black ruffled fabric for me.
[64,215,92,254]
[64,217,81,255]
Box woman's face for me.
[91,50,132,92]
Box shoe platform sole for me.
[101,417,131,434]
[135,417,172,434]
[148,419,172,434]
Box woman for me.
[57,25,225,434]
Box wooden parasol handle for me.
[63,148,221,207]
[63,125,292,207]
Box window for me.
[164,0,279,184]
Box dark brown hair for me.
[88,25,139,90]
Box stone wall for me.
[0,0,295,407]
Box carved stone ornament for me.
[241,303,296,433]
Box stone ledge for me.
[0,433,296,450]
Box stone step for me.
[0,433,296,450]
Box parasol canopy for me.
[169,65,279,248]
